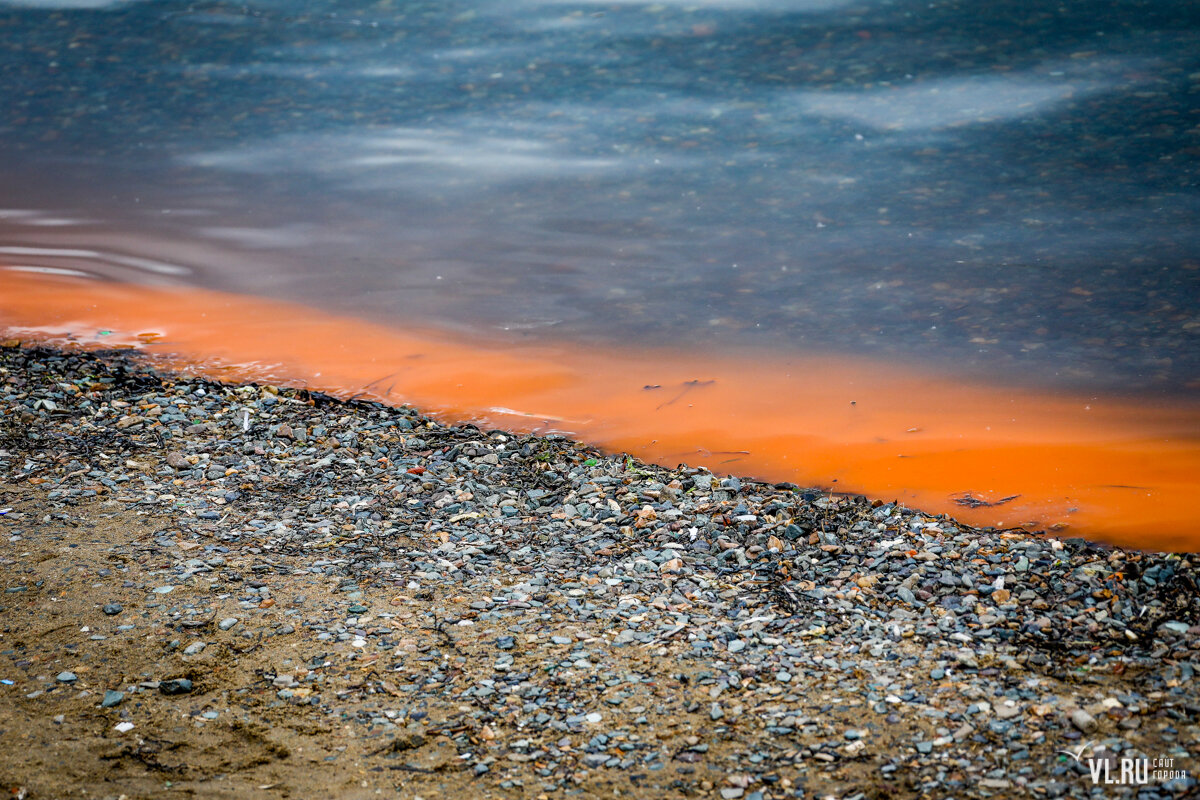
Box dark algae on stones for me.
[0,343,1197,799]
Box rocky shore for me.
[0,343,1196,799]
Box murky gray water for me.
[2,0,1198,392]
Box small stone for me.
[102,603,122,616]
[166,451,190,469]
[720,789,744,800]
[101,690,124,708]
[995,702,1022,720]
[159,678,194,695]
[916,742,933,754]
[56,671,77,683]
[386,725,426,752]
[727,639,746,653]
[843,739,866,756]
[930,668,945,680]
[1070,709,1097,733]
[218,617,239,631]
[954,651,979,669]
[183,642,206,656]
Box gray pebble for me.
[1069,709,1097,733]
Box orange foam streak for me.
[2,269,1198,552]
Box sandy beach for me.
[0,343,1196,799]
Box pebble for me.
[995,701,1022,720]
[159,678,194,695]
[1069,709,1097,733]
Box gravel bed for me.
[0,344,1197,799]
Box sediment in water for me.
[2,269,1199,551]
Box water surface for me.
[4,270,1200,551]
[3,0,1199,389]
[1,0,1199,546]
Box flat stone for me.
[995,702,1022,720]
[159,678,194,695]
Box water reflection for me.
[0,0,1197,392]
[184,126,622,184]
[792,58,1147,130]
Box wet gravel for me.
[0,344,1197,799]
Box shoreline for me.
[0,343,1197,799]
[3,269,1200,551]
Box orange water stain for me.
[2,268,1198,552]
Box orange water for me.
[2,269,1197,552]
